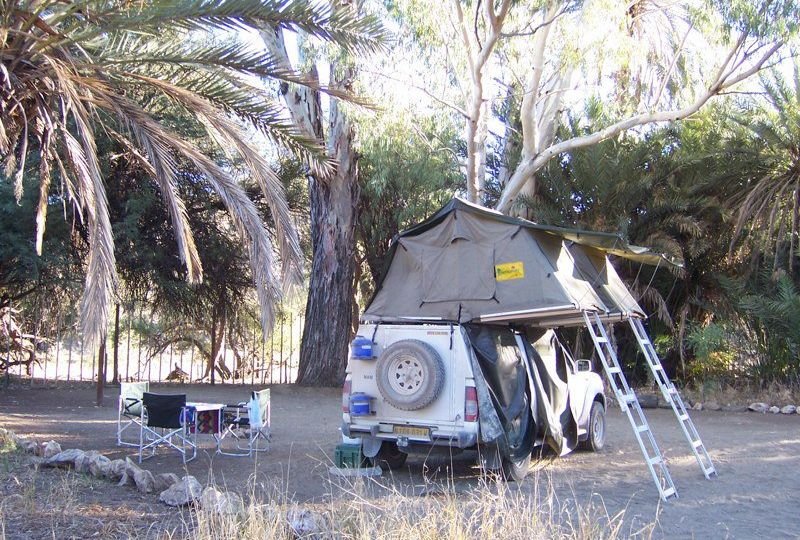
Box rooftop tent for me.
[363,198,672,327]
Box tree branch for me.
[361,68,469,118]
[497,37,784,212]
[500,2,567,38]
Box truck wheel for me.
[580,401,606,452]
[502,452,531,482]
[376,340,445,411]
[371,442,408,470]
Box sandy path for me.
[1,382,798,539]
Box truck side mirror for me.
[576,359,592,372]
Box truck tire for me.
[376,340,445,411]
[579,401,606,452]
[370,441,408,470]
[502,452,532,482]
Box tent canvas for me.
[363,198,655,327]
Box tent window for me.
[422,241,496,302]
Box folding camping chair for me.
[138,392,196,463]
[217,389,271,456]
[117,381,149,447]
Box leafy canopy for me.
[0,0,387,343]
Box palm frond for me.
[35,123,54,255]
[98,39,375,106]
[129,71,335,175]
[58,84,118,343]
[80,0,389,55]
[169,134,282,333]
[0,0,384,344]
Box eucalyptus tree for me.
[0,0,385,350]
[523,105,753,376]
[260,3,388,386]
[389,0,798,213]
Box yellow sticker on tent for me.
[495,261,525,281]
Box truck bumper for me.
[342,421,478,449]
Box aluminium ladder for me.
[629,317,717,480]
[582,311,678,501]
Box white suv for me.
[341,321,606,480]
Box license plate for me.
[393,425,431,439]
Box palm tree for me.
[729,62,800,275]
[0,0,386,344]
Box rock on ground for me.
[134,469,157,494]
[41,440,61,459]
[74,450,102,473]
[769,406,781,414]
[18,439,39,454]
[781,405,797,415]
[705,401,721,411]
[286,508,330,539]
[154,473,180,492]
[117,472,134,487]
[105,459,127,481]
[200,487,245,515]
[638,394,658,409]
[89,454,111,478]
[159,476,202,507]
[124,457,142,477]
[748,402,769,413]
[44,448,85,468]
[692,402,703,411]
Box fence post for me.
[250,323,256,386]
[287,313,293,383]
[35,309,42,387]
[260,326,266,385]
[79,335,84,381]
[157,342,163,383]
[5,326,10,388]
[67,330,73,382]
[269,330,274,385]
[54,312,62,383]
[125,307,132,382]
[279,318,284,384]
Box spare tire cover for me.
[376,339,445,411]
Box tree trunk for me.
[112,303,120,384]
[262,26,360,387]
[96,339,106,407]
[209,312,218,384]
[296,79,359,386]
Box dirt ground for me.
[0,381,799,539]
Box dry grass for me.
[0,428,654,539]
[185,470,651,540]
[0,430,187,539]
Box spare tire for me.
[376,340,445,411]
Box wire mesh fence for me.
[2,306,304,386]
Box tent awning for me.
[400,198,683,268]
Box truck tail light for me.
[465,386,478,422]
[342,380,352,413]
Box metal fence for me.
[3,310,304,386]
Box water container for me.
[349,393,372,416]
[350,335,375,360]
